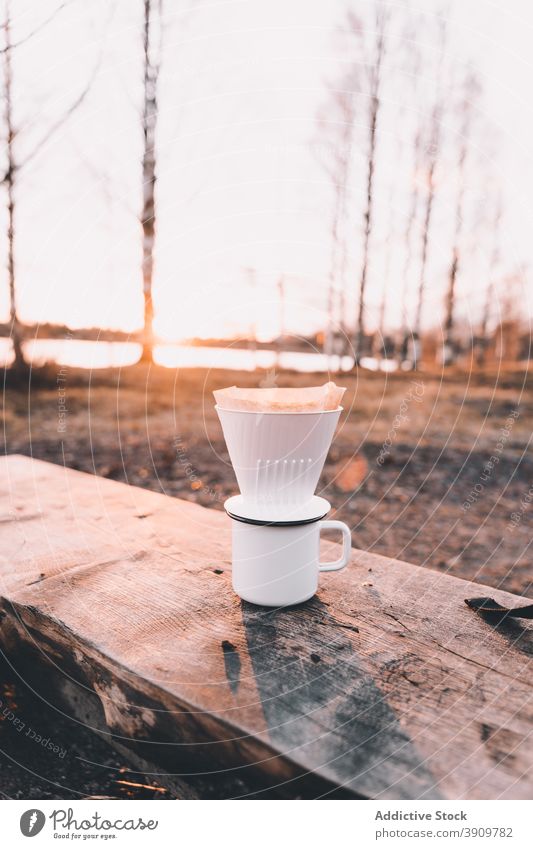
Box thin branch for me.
[13,0,121,176]
[67,132,139,219]
[0,0,76,54]
[15,55,101,172]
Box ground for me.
[4,363,532,597]
[2,362,532,797]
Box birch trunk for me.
[140,0,159,363]
[354,12,387,362]
[2,5,24,370]
[478,197,502,364]
[442,76,477,364]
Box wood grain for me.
[0,455,531,799]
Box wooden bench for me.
[0,455,532,799]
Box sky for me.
[1,0,532,342]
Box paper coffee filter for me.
[213,381,345,413]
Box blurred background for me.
[1,0,532,369]
[2,0,532,593]
[1,0,533,799]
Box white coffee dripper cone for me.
[216,406,341,509]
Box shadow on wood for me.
[242,597,440,799]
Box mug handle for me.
[318,520,352,572]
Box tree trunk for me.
[325,217,339,358]
[375,194,395,360]
[354,13,386,363]
[140,0,159,363]
[400,127,423,345]
[323,88,355,360]
[413,22,447,365]
[442,78,475,366]
[478,198,502,365]
[355,98,377,361]
[442,250,458,364]
[6,166,24,369]
[2,5,25,371]
[414,157,436,343]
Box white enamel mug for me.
[230,518,351,607]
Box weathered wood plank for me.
[0,455,532,799]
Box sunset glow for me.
[2,0,532,344]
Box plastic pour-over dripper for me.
[216,406,342,509]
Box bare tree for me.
[413,21,448,359]
[442,73,480,365]
[354,6,389,362]
[139,0,163,362]
[1,0,103,371]
[316,8,389,363]
[413,160,436,340]
[375,190,395,359]
[323,129,347,357]
[492,270,525,362]
[399,153,424,368]
[1,6,21,368]
[477,193,502,364]
[399,35,424,346]
[314,58,358,358]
